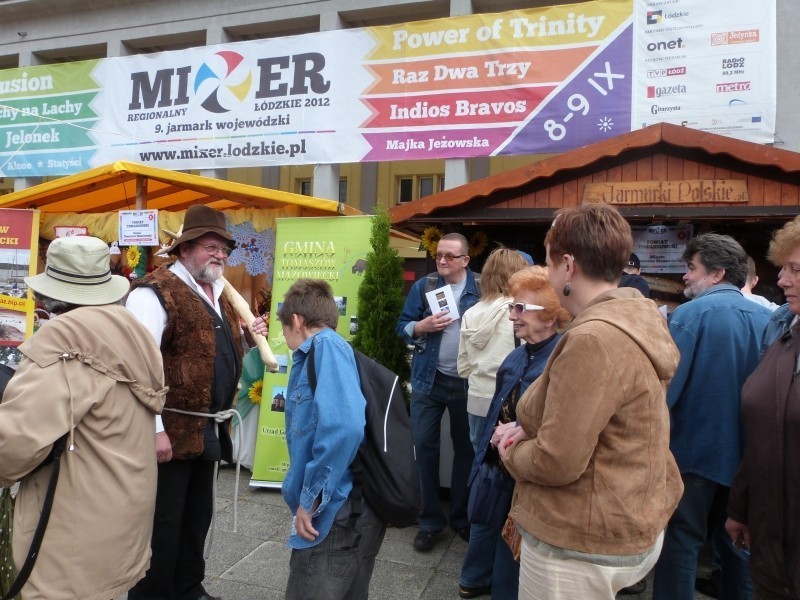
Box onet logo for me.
[194,51,253,113]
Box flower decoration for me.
[126,245,141,269]
[226,220,276,278]
[468,231,489,258]
[420,226,444,258]
[247,379,263,405]
[124,245,147,280]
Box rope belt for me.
[163,407,243,559]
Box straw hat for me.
[25,236,129,305]
[160,205,234,256]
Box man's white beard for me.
[188,258,224,283]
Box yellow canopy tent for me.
[0,161,364,308]
[0,160,359,241]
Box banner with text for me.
[0,0,776,177]
[0,209,40,366]
[251,216,374,487]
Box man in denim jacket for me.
[653,234,771,600]
[396,233,480,552]
[278,279,385,600]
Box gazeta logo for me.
[194,51,253,113]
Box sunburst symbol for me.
[597,117,614,132]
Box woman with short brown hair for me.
[499,204,683,599]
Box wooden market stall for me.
[390,122,800,307]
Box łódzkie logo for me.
[194,51,252,113]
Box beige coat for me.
[503,288,683,555]
[458,295,516,416]
[0,304,167,600]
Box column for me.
[443,0,476,190]
[312,11,345,201]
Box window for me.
[339,179,348,203]
[299,180,312,196]
[418,177,434,198]
[398,178,414,203]
[397,174,444,203]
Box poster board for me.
[0,209,40,365]
[250,215,374,487]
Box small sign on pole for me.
[119,210,159,246]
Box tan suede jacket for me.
[503,287,683,555]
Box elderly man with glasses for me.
[126,204,267,600]
[396,232,481,553]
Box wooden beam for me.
[135,176,147,209]
[407,205,800,224]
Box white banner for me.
[633,0,776,141]
[0,0,777,177]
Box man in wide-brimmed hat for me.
[0,235,168,599]
[127,205,266,600]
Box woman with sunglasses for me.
[458,265,570,599]
[497,204,683,599]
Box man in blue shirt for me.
[653,233,771,600]
[396,233,480,552]
[278,279,384,600]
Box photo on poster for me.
[270,386,287,413]
[334,296,347,316]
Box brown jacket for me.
[729,325,800,598]
[0,305,167,600]
[503,288,683,555]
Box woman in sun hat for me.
[0,235,168,600]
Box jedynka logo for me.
[711,30,759,46]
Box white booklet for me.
[425,284,460,319]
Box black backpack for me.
[307,343,419,528]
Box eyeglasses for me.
[435,253,467,262]
[195,242,233,257]
[507,302,544,314]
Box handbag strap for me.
[2,434,68,600]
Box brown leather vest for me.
[132,265,244,459]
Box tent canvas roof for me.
[0,161,360,215]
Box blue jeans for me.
[467,413,487,452]
[410,371,474,532]
[459,521,520,595]
[653,473,753,600]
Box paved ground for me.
[117,465,715,599]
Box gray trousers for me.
[285,505,386,600]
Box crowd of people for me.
[1,202,800,600]
[398,205,800,600]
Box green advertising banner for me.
[250,215,373,487]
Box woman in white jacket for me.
[458,247,531,448]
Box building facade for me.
[0,0,798,214]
